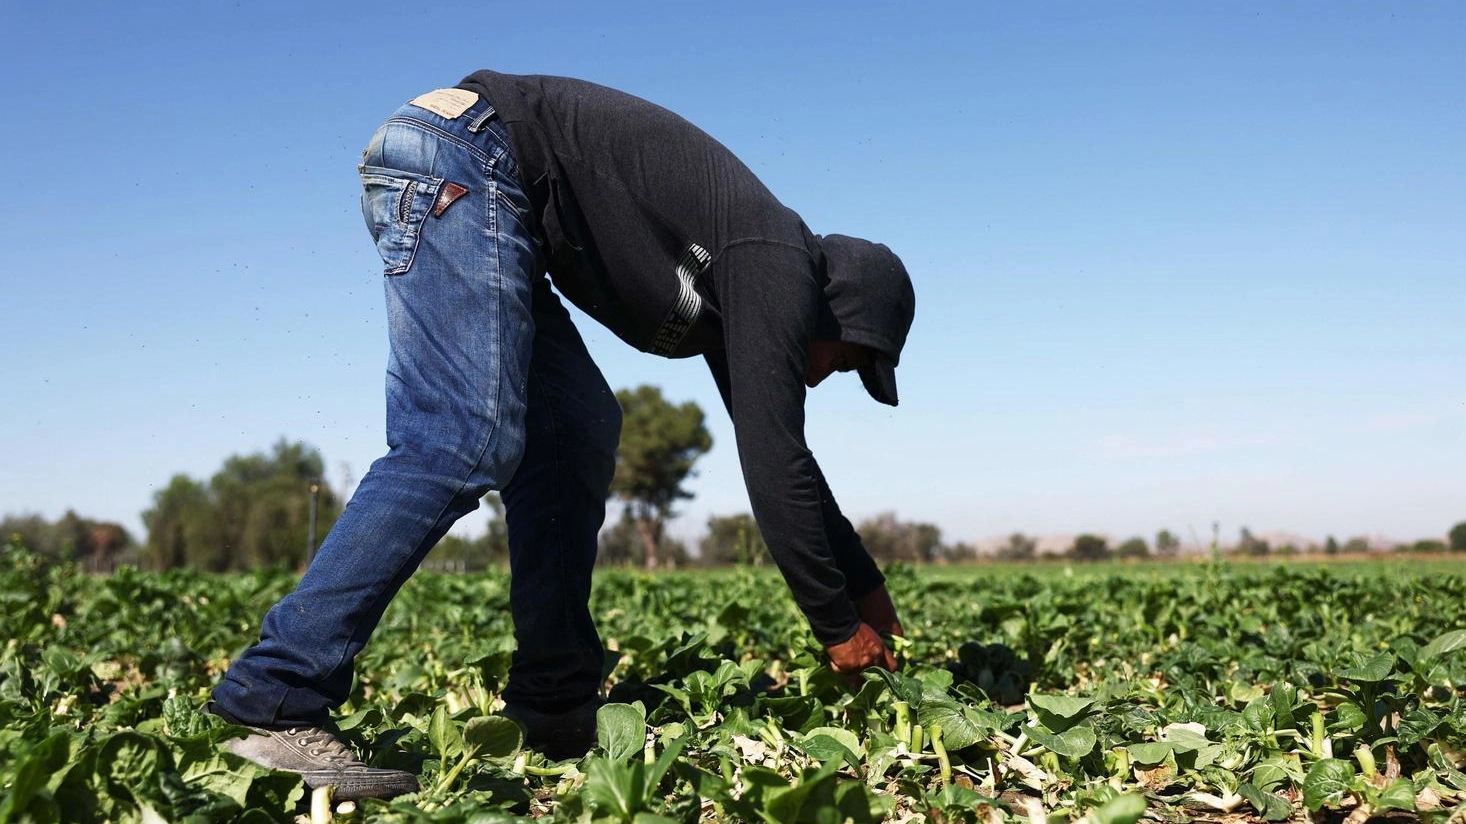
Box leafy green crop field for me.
[5,544,1466,823]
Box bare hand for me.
[855,584,905,639]
[826,622,897,686]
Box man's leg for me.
[211,97,539,793]
[500,276,621,754]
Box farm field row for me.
[4,544,1466,822]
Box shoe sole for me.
[300,770,419,800]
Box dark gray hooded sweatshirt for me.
[457,70,914,644]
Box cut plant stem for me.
[894,701,912,746]
[1311,711,1331,759]
[523,763,578,777]
[311,785,335,824]
[1356,743,1377,779]
[436,751,477,792]
[931,724,951,786]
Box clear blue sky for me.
[3,2,1462,551]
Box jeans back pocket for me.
[359,165,443,276]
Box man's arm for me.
[709,345,892,618]
[700,242,859,644]
[701,243,901,665]
[810,463,904,639]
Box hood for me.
[818,234,915,406]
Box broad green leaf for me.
[1270,685,1298,728]
[764,760,841,824]
[1091,792,1147,824]
[178,743,252,807]
[429,706,462,761]
[41,647,83,677]
[1428,743,1466,791]
[1336,652,1395,684]
[916,696,988,750]
[465,715,522,758]
[916,667,954,694]
[1375,778,1417,812]
[928,783,989,812]
[871,669,925,706]
[0,731,71,819]
[834,778,895,823]
[1328,701,1366,733]
[802,726,864,763]
[1397,707,1442,746]
[243,769,305,813]
[1126,742,1173,765]
[585,757,643,820]
[1302,758,1355,811]
[335,706,385,732]
[1026,723,1097,758]
[1242,698,1274,732]
[645,734,687,794]
[1420,629,1466,662]
[1238,782,1292,822]
[99,732,164,794]
[1250,756,1302,791]
[598,703,647,762]
[1159,723,1210,753]
[1228,681,1265,703]
[1028,694,1096,732]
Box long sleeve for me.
[700,242,862,645]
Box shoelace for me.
[284,727,362,766]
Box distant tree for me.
[211,440,340,568]
[699,513,766,566]
[997,532,1036,562]
[610,386,712,570]
[858,512,944,564]
[1154,529,1181,559]
[598,509,688,568]
[55,510,92,560]
[938,542,973,560]
[86,522,133,573]
[0,513,57,557]
[1342,536,1370,555]
[480,492,509,564]
[598,510,642,566]
[1324,536,1340,556]
[427,534,474,573]
[1411,539,1447,554]
[1450,522,1466,552]
[143,475,220,570]
[143,440,340,571]
[1071,534,1110,562]
[1115,536,1149,560]
[0,511,133,571]
[1238,527,1270,556]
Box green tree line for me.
[9,386,1466,572]
[0,511,135,573]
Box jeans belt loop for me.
[468,103,498,133]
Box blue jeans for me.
[212,93,620,728]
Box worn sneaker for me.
[502,699,600,761]
[221,724,418,800]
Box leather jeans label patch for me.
[409,89,478,119]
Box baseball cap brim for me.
[858,356,899,407]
